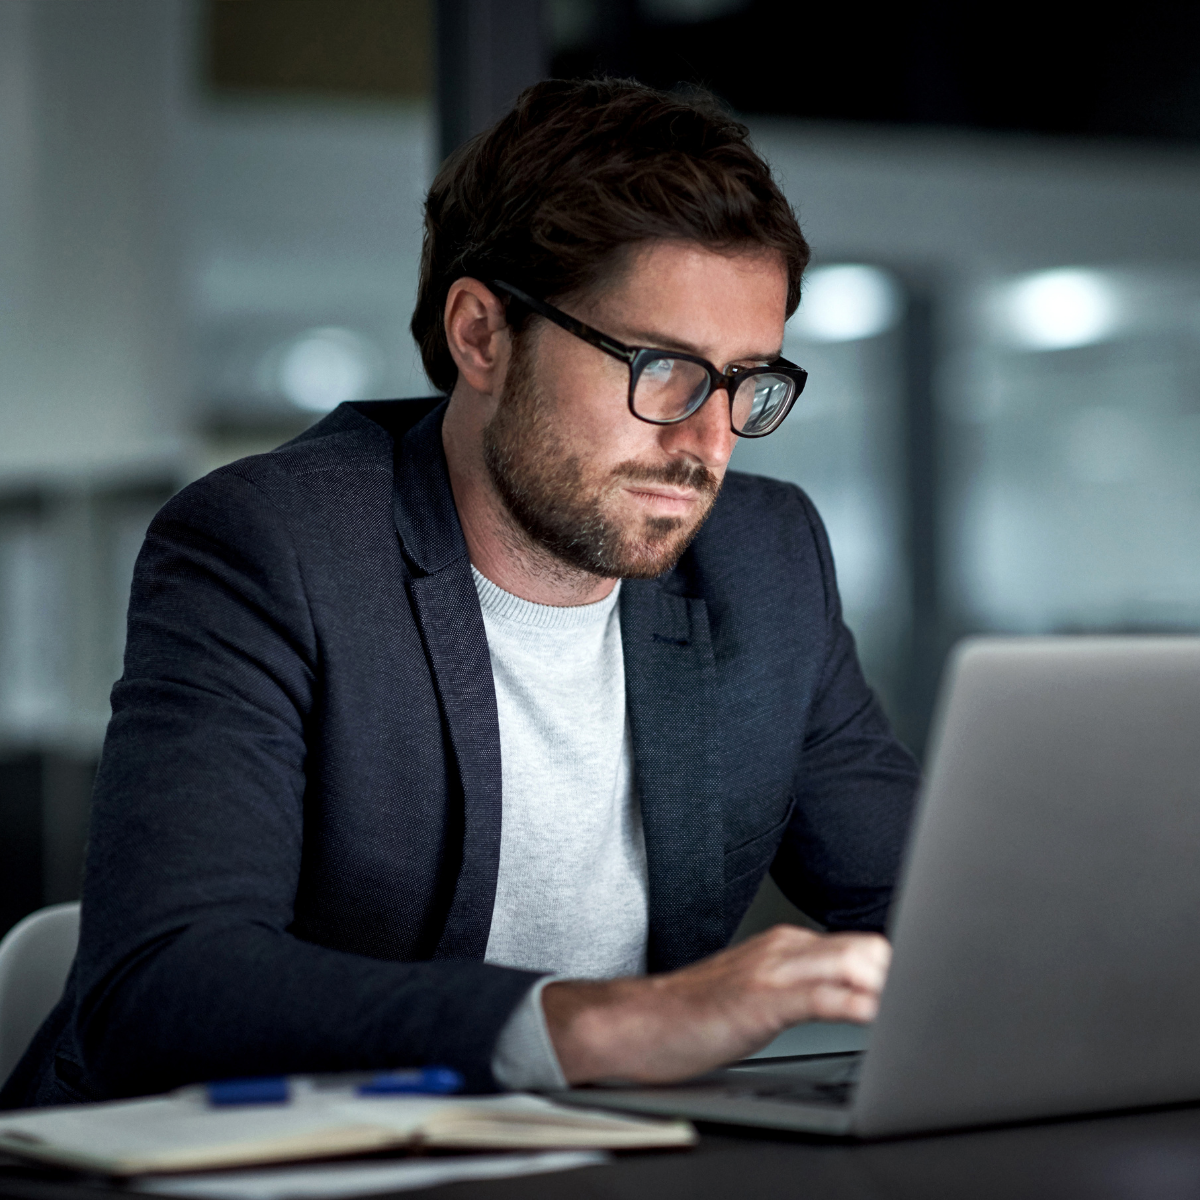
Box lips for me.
[612,459,720,499]
[627,486,697,503]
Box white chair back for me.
[0,902,80,1084]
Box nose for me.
[658,386,737,471]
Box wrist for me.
[541,976,653,1084]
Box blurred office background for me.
[2,0,1200,936]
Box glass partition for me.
[732,264,911,715]
[950,267,1200,636]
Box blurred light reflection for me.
[277,327,378,412]
[789,265,902,343]
[999,268,1121,351]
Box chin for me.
[608,518,699,579]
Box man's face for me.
[482,240,788,579]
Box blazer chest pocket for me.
[723,804,793,889]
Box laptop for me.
[558,636,1200,1137]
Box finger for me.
[805,981,881,1024]
[752,924,822,957]
[823,935,891,990]
[774,939,891,995]
[823,933,891,970]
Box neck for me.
[441,387,618,607]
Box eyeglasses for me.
[490,280,807,438]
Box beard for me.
[481,336,722,580]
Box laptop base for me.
[555,1052,860,1136]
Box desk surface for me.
[3,1102,1200,1200]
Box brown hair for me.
[411,78,810,394]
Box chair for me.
[0,902,80,1084]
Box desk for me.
[426,1105,1200,1200]
[3,1103,1200,1200]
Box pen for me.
[205,1077,290,1106]
[204,1067,464,1106]
[355,1067,464,1096]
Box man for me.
[2,79,918,1108]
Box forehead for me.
[584,240,788,352]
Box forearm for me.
[76,922,540,1099]
[542,926,890,1085]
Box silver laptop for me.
[559,636,1200,1137]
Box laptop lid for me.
[853,636,1200,1137]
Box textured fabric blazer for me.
[2,398,919,1108]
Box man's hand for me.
[541,924,890,1085]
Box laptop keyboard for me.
[741,1078,857,1106]
[720,1052,863,1108]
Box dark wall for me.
[554,3,1200,143]
[205,0,431,100]
[0,754,96,937]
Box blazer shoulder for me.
[248,403,397,482]
[704,469,826,553]
[175,398,436,512]
[680,468,836,606]
[719,468,813,511]
[151,407,410,549]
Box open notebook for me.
[0,1083,694,1175]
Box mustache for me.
[609,458,721,497]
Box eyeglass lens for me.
[633,357,795,434]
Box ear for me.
[444,278,511,396]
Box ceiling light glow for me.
[279,327,375,412]
[788,265,902,343]
[1001,269,1120,351]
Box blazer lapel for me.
[393,407,502,960]
[390,406,727,969]
[621,578,726,971]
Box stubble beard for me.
[481,337,722,581]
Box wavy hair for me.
[411,78,810,393]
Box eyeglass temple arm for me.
[490,280,636,363]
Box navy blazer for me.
[2,398,918,1108]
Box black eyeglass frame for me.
[490,280,808,438]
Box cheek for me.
[537,339,642,450]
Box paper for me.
[0,1087,692,1174]
[133,1151,608,1199]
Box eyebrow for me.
[620,326,783,363]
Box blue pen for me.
[206,1077,291,1106]
[204,1067,464,1106]
[356,1067,464,1096]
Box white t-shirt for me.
[472,567,650,1088]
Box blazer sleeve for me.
[61,467,538,1102]
[769,489,922,934]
